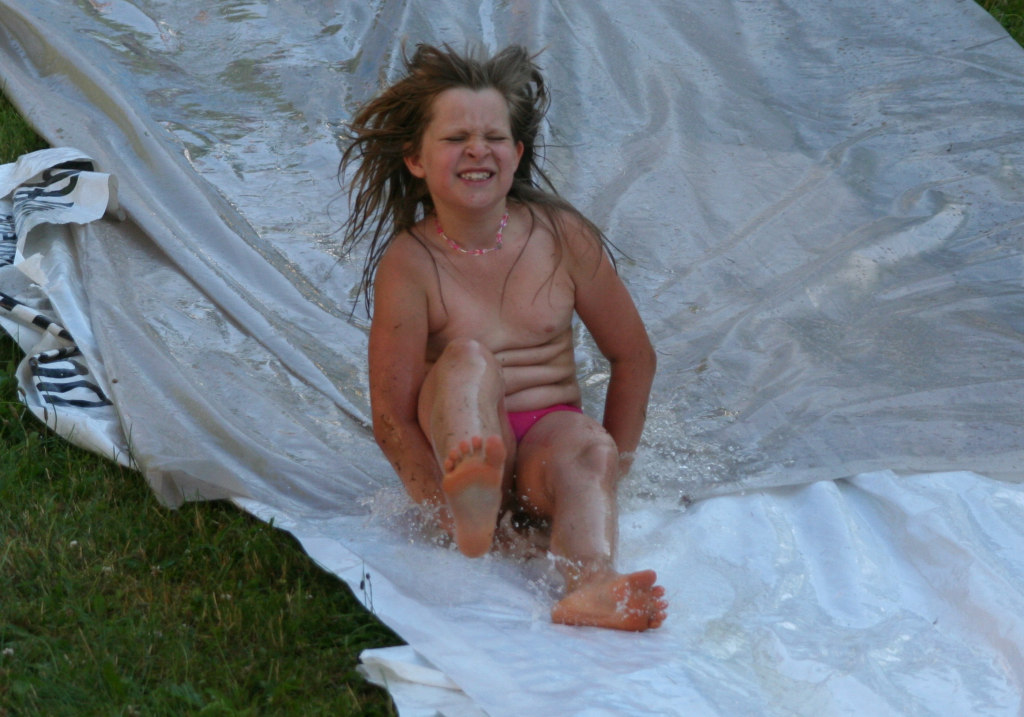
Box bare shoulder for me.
[542,206,639,330]
[375,227,434,285]
[541,205,609,284]
[370,226,443,331]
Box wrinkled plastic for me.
[1,1,1023,714]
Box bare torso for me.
[409,202,583,412]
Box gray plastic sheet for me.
[2,1,1023,714]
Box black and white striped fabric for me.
[0,290,111,409]
[0,211,14,266]
[30,347,112,409]
[1,149,116,413]
[10,160,96,239]
[0,290,73,341]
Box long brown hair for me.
[339,43,609,310]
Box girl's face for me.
[405,87,524,217]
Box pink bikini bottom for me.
[506,404,584,442]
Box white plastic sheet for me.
[2,1,1023,714]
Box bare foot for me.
[441,434,506,558]
[550,569,668,632]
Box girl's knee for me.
[555,430,619,484]
[437,337,496,369]
[428,338,502,391]
[419,338,507,429]
[581,433,619,476]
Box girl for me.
[340,44,666,631]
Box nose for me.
[465,135,488,157]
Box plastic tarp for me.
[1,1,1023,714]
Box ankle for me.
[554,556,616,592]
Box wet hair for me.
[338,43,610,311]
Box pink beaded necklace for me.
[435,211,509,256]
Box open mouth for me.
[458,171,494,181]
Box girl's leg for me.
[514,411,667,631]
[418,338,515,557]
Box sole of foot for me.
[442,434,506,558]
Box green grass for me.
[0,94,47,159]
[0,338,400,715]
[980,0,1024,42]
[0,95,399,716]
[3,3,1024,714]
[0,355,401,715]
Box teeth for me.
[460,171,492,181]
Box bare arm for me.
[367,243,450,522]
[571,236,656,475]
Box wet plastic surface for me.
[2,1,1023,714]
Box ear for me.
[404,151,426,179]
[515,140,524,167]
